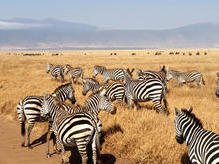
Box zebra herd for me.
[16,63,219,163]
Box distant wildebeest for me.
[216,73,219,97]
[175,52,180,55]
[196,52,200,55]
[182,52,185,55]
[155,52,162,55]
[131,53,136,56]
[204,52,207,55]
[189,52,192,56]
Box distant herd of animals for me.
[7,50,207,57]
[16,63,219,164]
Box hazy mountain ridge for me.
[0,18,219,49]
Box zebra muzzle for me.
[175,136,184,144]
[110,107,117,115]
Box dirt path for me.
[0,116,132,164]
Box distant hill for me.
[0,18,219,50]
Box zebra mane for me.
[160,66,167,74]
[181,109,203,128]
[53,83,72,93]
[84,78,100,84]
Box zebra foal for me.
[41,89,116,164]
[82,77,125,105]
[167,69,205,87]
[175,106,219,163]
[64,64,84,84]
[136,65,167,90]
[46,63,64,82]
[93,65,134,83]
[16,83,76,147]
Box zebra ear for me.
[99,88,106,97]
[188,106,193,113]
[175,107,180,116]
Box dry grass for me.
[0,49,219,163]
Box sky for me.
[0,0,219,30]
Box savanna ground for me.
[0,49,218,164]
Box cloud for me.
[0,21,46,29]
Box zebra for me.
[123,69,168,114]
[82,77,125,105]
[166,69,205,87]
[16,83,76,147]
[46,63,64,82]
[136,65,167,90]
[216,73,219,97]
[41,89,116,164]
[174,106,219,163]
[64,64,84,84]
[93,65,134,83]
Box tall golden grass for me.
[0,49,218,163]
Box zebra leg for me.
[133,101,139,111]
[152,98,164,114]
[92,134,98,164]
[21,121,26,147]
[27,123,34,148]
[46,130,53,158]
[76,142,88,164]
[58,139,68,164]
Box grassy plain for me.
[0,49,218,163]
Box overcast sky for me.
[1,0,219,30]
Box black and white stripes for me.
[167,69,205,87]
[93,65,127,83]
[64,64,84,84]
[40,89,116,163]
[46,63,64,82]
[82,77,125,105]
[16,83,76,147]
[175,107,219,164]
[123,69,168,114]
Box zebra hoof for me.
[28,145,33,149]
[21,143,25,147]
[47,154,51,158]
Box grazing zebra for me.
[46,63,64,82]
[64,64,84,84]
[93,65,134,83]
[136,65,167,90]
[16,83,76,147]
[82,77,125,105]
[167,69,205,87]
[41,89,116,164]
[216,73,219,97]
[175,106,219,163]
[123,69,168,114]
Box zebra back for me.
[123,69,168,114]
[175,107,219,163]
[93,65,129,83]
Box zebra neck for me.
[83,102,98,116]
[93,84,102,92]
[183,122,203,146]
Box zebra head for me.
[216,73,219,97]
[41,94,53,118]
[82,78,100,96]
[167,70,175,81]
[64,64,71,75]
[46,63,53,73]
[93,65,105,78]
[98,89,117,114]
[53,83,76,104]
[174,106,194,144]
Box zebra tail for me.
[202,76,205,85]
[19,102,26,136]
[162,87,168,112]
[91,118,101,160]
